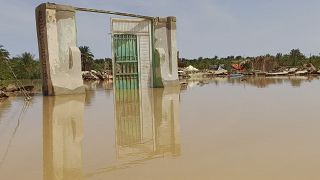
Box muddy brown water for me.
[0,76,320,180]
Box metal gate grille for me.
[113,34,139,89]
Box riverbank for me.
[1,72,320,180]
[0,73,319,101]
[180,64,320,81]
[0,79,42,101]
[179,51,320,80]
[180,75,320,90]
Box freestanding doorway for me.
[113,33,139,89]
[36,3,179,96]
[111,18,153,90]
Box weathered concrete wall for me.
[36,3,84,96]
[36,3,179,93]
[112,17,179,89]
[154,17,179,87]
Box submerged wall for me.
[154,17,179,87]
[111,18,153,89]
[36,3,84,96]
[36,3,179,95]
[111,17,179,89]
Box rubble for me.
[184,65,199,72]
[0,90,9,100]
[20,86,34,91]
[288,68,298,73]
[5,84,18,92]
[295,70,308,75]
[178,61,320,79]
[0,84,36,98]
[82,70,113,81]
[303,63,317,73]
[82,71,99,80]
[214,67,228,75]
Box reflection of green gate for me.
[113,34,139,89]
[115,89,141,147]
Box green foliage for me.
[288,49,305,66]
[12,53,41,79]
[0,46,40,80]
[79,46,94,71]
[91,59,104,72]
[91,58,112,72]
[104,58,112,70]
[0,61,12,80]
[180,57,239,71]
[180,49,320,70]
[0,45,10,62]
[1,44,320,81]
[0,45,11,80]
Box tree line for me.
[0,45,40,80]
[2,45,320,80]
[79,46,112,72]
[179,49,320,71]
[0,45,111,80]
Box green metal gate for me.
[113,34,139,89]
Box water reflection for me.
[43,95,85,180]
[115,87,181,161]
[0,99,12,123]
[42,86,181,179]
[184,76,320,89]
[83,80,113,105]
[229,76,320,88]
[2,77,320,179]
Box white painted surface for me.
[155,23,179,85]
[43,8,84,95]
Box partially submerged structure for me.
[35,3,179,96]
[43,87,181,178]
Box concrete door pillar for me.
[36,3,84,96]
[154,17,179,87]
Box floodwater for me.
[0,76,320,180]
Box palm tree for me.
[20,52,34,64]
[12,52,39,79]
[0,45,10,62]
[0,45,11,80]
[20,52,36,79]
[79,46,94,71]
[289,49,305,66]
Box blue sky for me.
[1,0,320,59]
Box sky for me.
[1,0,320,59]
